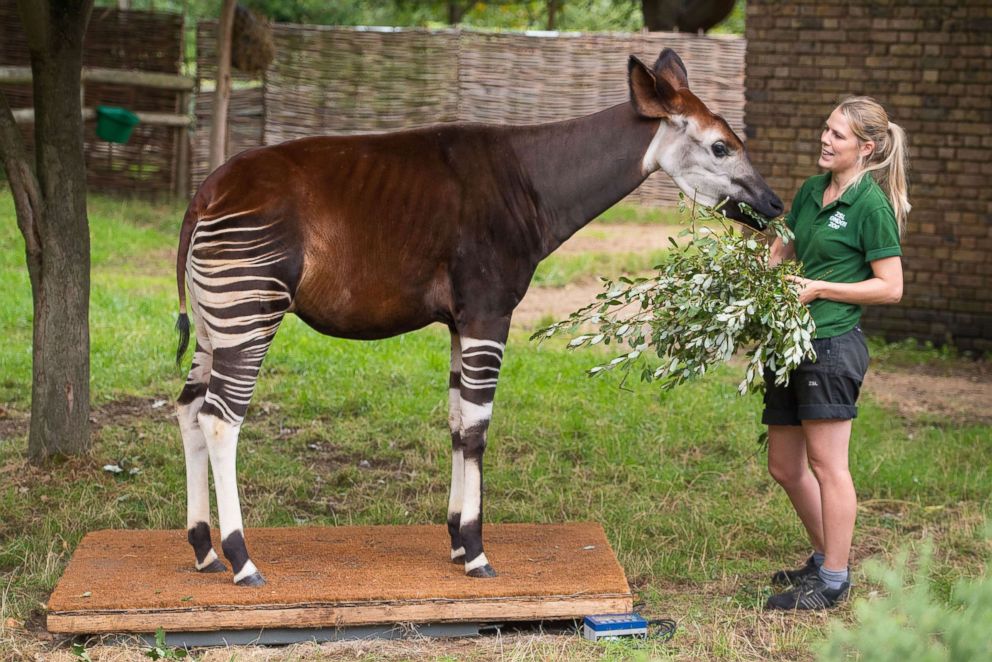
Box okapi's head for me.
[629,49,783,229]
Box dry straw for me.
[231,4,275,77]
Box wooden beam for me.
[48,595,633,634]
[0,66,194,91]
[12,107,191,127]
[0,66,32,85]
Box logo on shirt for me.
[828,211,847,230]
[808,380,819,387]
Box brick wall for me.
[745,0,992,352]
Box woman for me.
[763,97,908,610]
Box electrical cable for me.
[648,618,677,642]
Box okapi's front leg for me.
[455,319,510,578]
[446,330,466,563]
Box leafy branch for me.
[531,196,816,395]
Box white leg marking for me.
[448,447,464,522]
[178,396,210,531]
[451,546,466,560]
[199,412,245,541]
[195,549,219,571]
[234,560,259,583]
[459,400,493,431]
[461,457,482,525]
[447,385,462,433]
[465,553,491,572]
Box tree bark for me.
[0,0,94,462]
[209,0,237,172]
[547,0,560,30]
[446,1,471,25]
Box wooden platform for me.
[47,523,632,634]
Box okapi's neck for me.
[508,103,661,256]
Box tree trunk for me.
[209,0,237,172]
[0,0,94,462]
[446,1,469,25]
[642,0,736,33]
[547,0,559,30]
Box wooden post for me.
[208,0,236,172]
[176,90,190,198]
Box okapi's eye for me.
[711,142,729,158]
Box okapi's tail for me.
[175,204,198,366]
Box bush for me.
[819,536,992,662]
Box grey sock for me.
[812,551,825,567]
[818,565,849,590]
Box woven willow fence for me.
[195,25,745,207]
[2,4,187,196]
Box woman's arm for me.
[789,256,903,305]
[768,236,796,267]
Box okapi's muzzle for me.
[723,189,784,230]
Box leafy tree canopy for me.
[95,0,744,34]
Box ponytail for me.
[836,97,911,235]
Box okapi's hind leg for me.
[183,214,295,586]
[177,337,227,574]
[455,318,510,578]
[198,316,287,587]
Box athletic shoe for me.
[771,554,819,586]
[765,575,850,611]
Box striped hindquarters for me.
[185,211,297,423]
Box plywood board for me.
[48,523,632,634]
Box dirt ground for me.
[515,224,991,426]
[553,223,680,256]
[513,223,678,327]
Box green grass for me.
[0,191,989,660]
[532,249,670,287]
[596,203,683,226]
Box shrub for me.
[819,538,992,662]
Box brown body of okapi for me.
[175,49,783,586]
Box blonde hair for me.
[835,96,911,234]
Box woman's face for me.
[818,108,873,176]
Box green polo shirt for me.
[786,172,902,338]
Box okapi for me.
[174,49,783,586]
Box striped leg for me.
[456,320,509,578]
[185,212,293,585]
[447,331,466,563]
[197,337,283,586]
[177,328,226,573]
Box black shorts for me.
[762,326,870,426]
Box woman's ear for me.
[860,140,876,159]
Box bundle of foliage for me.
[533,197,816,394]
[819,538,992,661]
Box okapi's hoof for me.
[466,564,498,578]
[198,559,228,573]
[451,555,466,564]
[235,571,266,587]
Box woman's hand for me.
[786,275,823,304]
[785,258,903,307]
[768,236,796,267]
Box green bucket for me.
[95,106,140,144]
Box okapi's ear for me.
[628,55,680,118]
[653,48,689,90]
